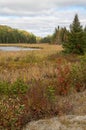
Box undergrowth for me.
[0,56,86,129]
[0,44,86,129]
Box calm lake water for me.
[0,46,40,51]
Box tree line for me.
[40,26,68,44]
[40,14,86,54]
[0,25,36,43]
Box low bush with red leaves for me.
[0,57,86,130]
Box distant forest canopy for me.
[0,25,69,44]
[0,25,36,43]
[0,25,71,44]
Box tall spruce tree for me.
[63,14,85,54]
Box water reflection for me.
[0,46,40,51]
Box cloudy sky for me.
[0,0,86,36]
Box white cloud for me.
[0,0,86,36]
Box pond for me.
[0,46,40,51]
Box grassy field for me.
[0,44,62,82]
[0,44,86,130]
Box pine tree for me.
[84,26,86,32]
[52,26,68,44]
[63,14,85,54]
[52,28,58,44]
[83,26,86,51]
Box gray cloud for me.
[0,0,86,36]
[0,0,86,16]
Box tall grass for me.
[0,44,86,129]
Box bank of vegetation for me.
[0,25,36,43]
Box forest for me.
[0,25,36,43]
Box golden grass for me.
[0,44,62,82]
[0,44,86,130]
[0,44,62,60]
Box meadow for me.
[0,44,86,130]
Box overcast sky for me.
[0,0,86,37]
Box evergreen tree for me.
[84,26,86,32]
[63,14,85,54]
[83,26,86,51]
[52,28,58,44]
[60,27,68,44]
[52,26,68,44]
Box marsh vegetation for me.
[0,44,86,130]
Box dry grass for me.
[0,44,62,82]
[0,43,86,130]
[0,43,62,58]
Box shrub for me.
[46,86,56,103]
[57,63,72,95]
[0,81,10,95]
[11,79,28,95]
